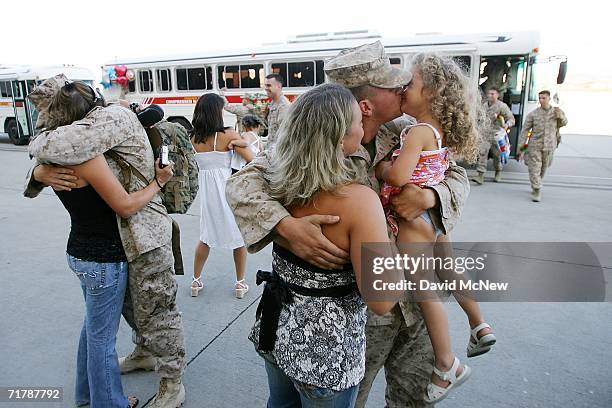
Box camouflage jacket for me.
[265,95,291,146]
[483,100,515,141]
[519,106,568,151]
[25,105,172,262]
[226,116,470,326]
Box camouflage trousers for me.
[476,140,502,173]
[356,308,434,408]
[526,149,554,190]
[122,243,186,379]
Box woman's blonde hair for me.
[267,83,358,208]
[411,53,484,162]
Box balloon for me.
[100,80,111,89]
[114,65,127,77]
[107,67,117,81]
[126,69,135,81]
[115,76,129,87]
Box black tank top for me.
[55,185,126,262]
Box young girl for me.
[376,53,496,403]
[190,93,254,298]
[230,114,263,174]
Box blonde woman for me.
[376,53,493,403]
[249,83,403,408]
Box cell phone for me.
[160,145,169,168]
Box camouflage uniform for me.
[223,96,266,134]
[481,58,512,97]
[477,100,515,173]
[25,87,186,379]
[519,106,568,189]
[226,41,469,408]
[264,94,291,147]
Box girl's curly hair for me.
[411,53,485,162]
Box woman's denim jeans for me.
[67,254,129,408]
[263,355,359,408]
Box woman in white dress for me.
[190,93,254,298]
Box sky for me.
[2,0,611,85]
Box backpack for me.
[146,120,199,214]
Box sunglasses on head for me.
[63,81,102,104]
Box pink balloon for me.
[114,65,128,77]
[116,76,129,87]
[126,70,135,81]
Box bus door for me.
[10,80,38,142]
[480,55,529,156]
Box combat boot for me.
[119,346,156,374]
[494,170,502,182]
[149,378,185,408]
[471,172,484,185]
[531,188,541,202]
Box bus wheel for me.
[169,117,193,131]
[5,119,29,145]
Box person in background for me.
[190,93,254,298]
[231,114,263,174]
[263,73,291,149]
[219,88,266,133]
[517,90,568,202]
[472,87,515,184]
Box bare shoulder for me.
[404,125,436,148]
[223,128,241,140]
[336,184,382,214]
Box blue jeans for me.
[263,355,358,408]
[67,255,129,408]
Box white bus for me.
[103,30,567,155]
[0,65,95,145]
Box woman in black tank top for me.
[32,81,174,408]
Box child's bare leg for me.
[396,217,463,387]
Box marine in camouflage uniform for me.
[221,93,266,134]
[226,42,470,408]
[519,99,568,201]
[264,94,291,148]
[24,76,186,406]
[473,96,515,184]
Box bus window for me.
[315,60,325,84]
[288,62,315,87]
[218,65,240,89]
[139,70,153,93]
[239,64,264,88]
[271,63,288,86]
[389,57,402,68]
[0,81,12,97]
[528,62,539,102]
[452,56,471,74]
[177,67,212,91]
[157,69,172,92]
[128,80,136,93]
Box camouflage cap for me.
[27,74,69,129]
[324,41,412,89]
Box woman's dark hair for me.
[241,114,262,130]
[46,81,106,130]
[191,93,227,143]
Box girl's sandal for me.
[235,279,249,299]
[467,322,497,358]
[424,356,471,404]
[191,276,203,297]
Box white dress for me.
[195,132,245,249]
